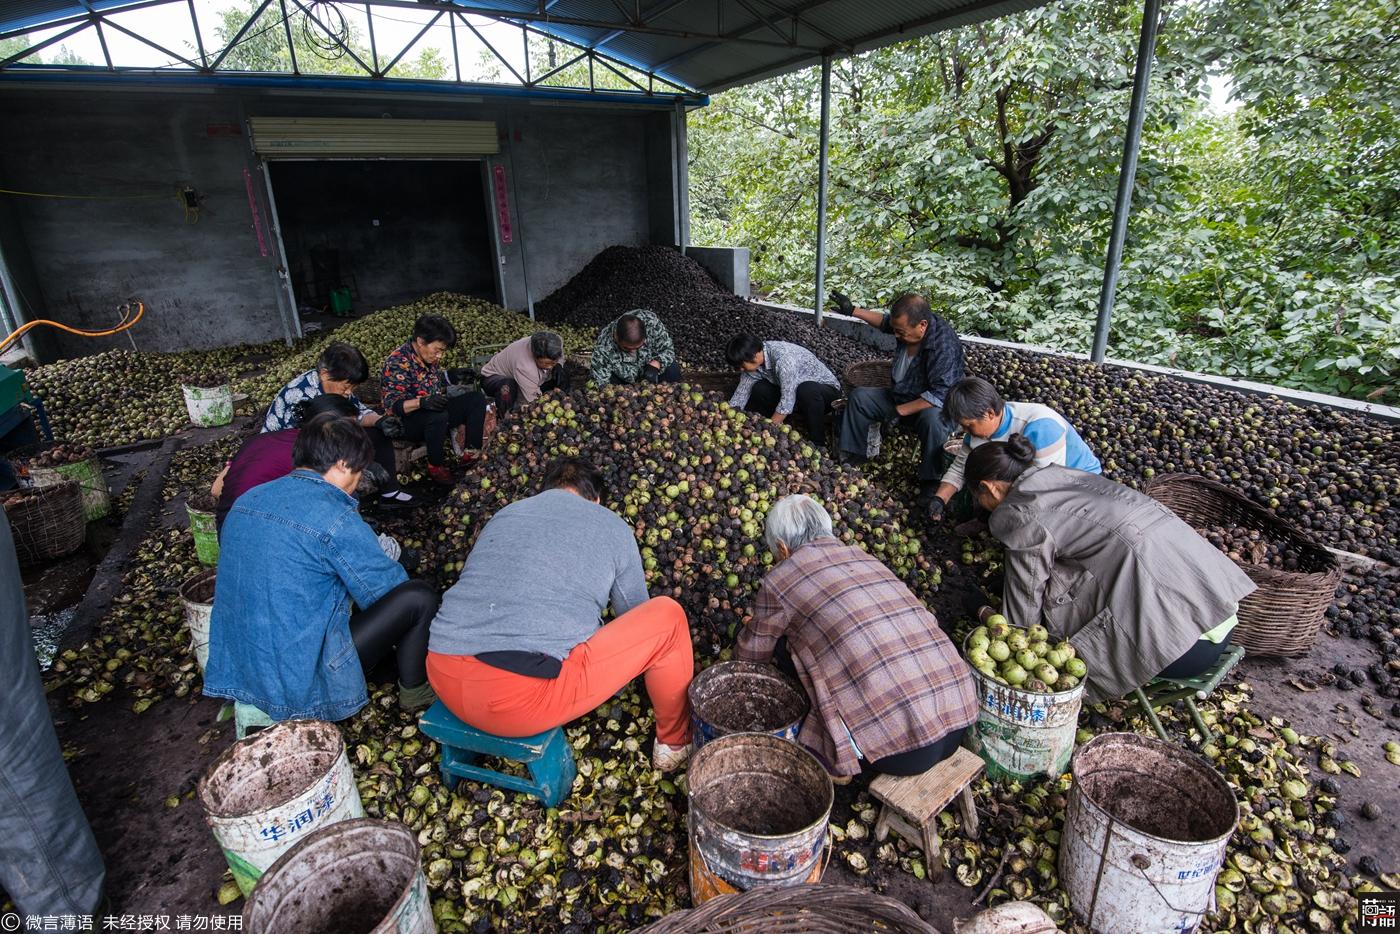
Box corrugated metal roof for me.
[0,0,1057,94]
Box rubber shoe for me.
[427,464,454,486]
[653,740,692,774]
[398,679,436,712]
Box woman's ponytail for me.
[965,432,1037,489]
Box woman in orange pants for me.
[426,458,695,772]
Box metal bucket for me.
[198,720,365,896]
[966,663,1083,781]
[242,819,434,934]
[687,732,832,902]
[688,660,809,750]
[182,382,234,427]
[1060,733,1238,934]
[180,568,216,672]
[187,503,220,566]
[31,457,110,521]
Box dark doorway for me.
[268,160,496,314]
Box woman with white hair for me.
[736,494,978,780]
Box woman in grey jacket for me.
[964,435,1256,702]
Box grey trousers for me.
[838,386,952,482]
[0,508,105,915]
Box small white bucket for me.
[1060,733,1238,934]
[180,568,216,672]
[242,819,435,934]
[182,383,234,427]
[198,720,365,896]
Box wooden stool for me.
[868,746,984,882]
[418,701,577,807]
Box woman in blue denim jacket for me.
[204,414,440,720]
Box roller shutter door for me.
[248,117,498,157]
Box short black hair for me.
[292,392,359,428]
[412,314,457,349]
[292,413,375,474]
[542,456,606,502]
[889,294,932,328]
[317,342,369,384]
[724,334,764,370]
[529,331,564,361]
[615,313,647,346]
[945,377,1005,424]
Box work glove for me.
[446,367,475,385]
[444,384,470,399]
[642,362,664,384]
[377,415,404,439]
[377,532,402,562]
[363,462,392,491]
[829,290,854,316]
[926,496,947,522]
[420,393,448,412]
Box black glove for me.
[926,496,947,522]
[446,367,475,385]
[642,362,664,384]
[829,290,854,316]
[377,415,404,439]
[362,462,392,491]
[420,393,448,412]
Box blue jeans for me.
[0,510,105,914]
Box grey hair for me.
[529,331,565,361]
[764,494,835,555]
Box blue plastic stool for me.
[418,701,577,807]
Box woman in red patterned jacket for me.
[380,314,491,485]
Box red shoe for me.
[426,464,454,486]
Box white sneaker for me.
[653,740,692,773]
[380,490,414,503]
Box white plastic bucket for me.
[198,720,365,896]
[31,458,110,521]
[180,568,216,672]
[966,668,1083,781]
[242,819,435,934]
[1060,733,1238,934]
[182,383,234,427]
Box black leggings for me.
[771,638,965,776]
[483,371,566,417]
[1158,631,1232,680]
[744,380,841,446]
[350,579,439,688]
[364,425,399,494]
[400,391,487,466]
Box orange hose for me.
[0,300,144,355]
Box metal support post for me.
[1091,0,1162,363]
[813,53,832,326]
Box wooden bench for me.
[868,746,984,882]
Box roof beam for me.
[361,0,825,51]
[592,0,695,50]
[0,21,89,68]
[209,0,274,71]
[650,0,841,71]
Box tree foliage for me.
[689,0,1399,402]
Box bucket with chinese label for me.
[242,819,434,934]
[688,660,809,750]
[1060,733,1237,934]
[964,634,1084,781]
[180,568,216,672]
[198,719,364,896]
[687,732,832,904]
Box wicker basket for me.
[1145,474,1341,657]
[843,360,892,390]
[3,481,87,565]
[634,884,938,934]
[685,371,741,396]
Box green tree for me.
[215,1,445,79]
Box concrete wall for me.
[0,85,690,359]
